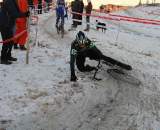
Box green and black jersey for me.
[70,38,95,76]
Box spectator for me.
[69,0,81,31]
[84,0,92,31]
[0,0,29,64]
[28,0,33,9]
[14,0,29,50]
[38,0,42,14]
[77,0,84,25]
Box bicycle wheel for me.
[61,25,64,38]
[107,69,141,86]
[61,27,64,38]
[56,25,60,34]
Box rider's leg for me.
[56,14,60,27]
[76,53,96,72]
[85,47,132,70]
[87,47,103,60]
[101,55,132,70]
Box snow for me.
[0,6,160,130]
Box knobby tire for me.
[107,69,141,86]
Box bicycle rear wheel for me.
[56,26,60,34]
[107,69,141,86]
[61,26,64,38]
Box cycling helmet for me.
[76,31,86,45]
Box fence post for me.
[26,11,31,64]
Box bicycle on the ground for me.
[93,60,141,86]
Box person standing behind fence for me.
[0,0,30,65]
[38,0,42,14]
[77,0,84,25]
[84,0,92,31]
[14,0,29,50]
[28,0,33,9]
[69,0,81,30]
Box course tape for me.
[71,11,160,25]
[109,14,160,23]
[94,9,160,22]
[0,16,38,44]
[0,30,27,44]
[72,16,159,39]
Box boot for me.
[1,59,12,65]
[7,51,17,61]
[14,44,19,49]
[20,45,27,50]
[8,56,17,61]
[55,24,58,29]
[1,54,12,65]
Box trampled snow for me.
[0,5,160,130]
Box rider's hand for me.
[70,75,77,82]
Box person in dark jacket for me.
[27,0,33,9]
[0,0,29,64]
[77,0,84,25]
[69,0,80,30]
[70,31,132,81]
[38,0,42,14]
[84,0,92,31]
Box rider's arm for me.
[85,37,96,48]
[70,42,78,81]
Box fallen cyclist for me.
[70,31,132,82]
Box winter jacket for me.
[72,0,83,21]
[86,2,92,14]
[0,0,26,29]
[77,0,84,24]
[72,0,79,13]
[79,0,84,13]
[15,0,28,45]
[28,0,33,6]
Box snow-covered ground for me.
[0,6,160,130]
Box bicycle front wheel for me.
[107,69,141,86]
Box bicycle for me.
[93,60,141,86]
[56,20,64,38]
